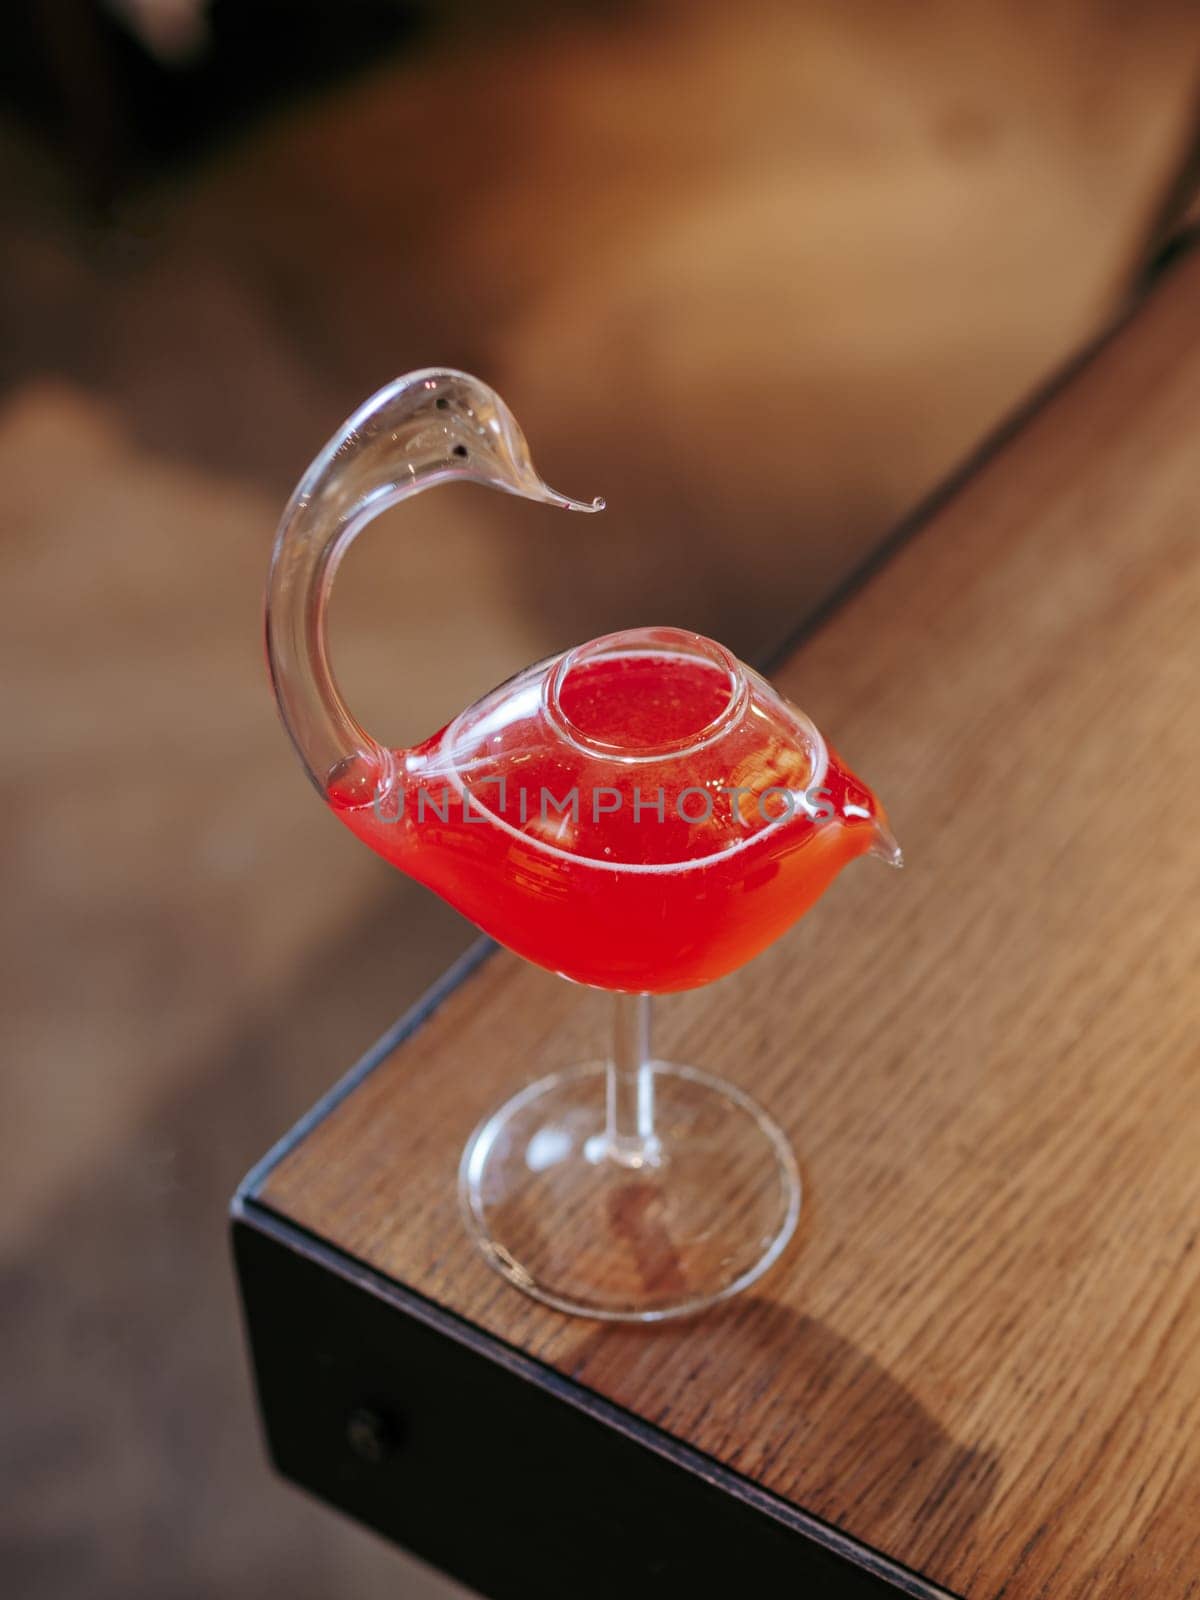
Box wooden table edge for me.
[237,938,962,1594]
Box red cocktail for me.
[329,640,892,991]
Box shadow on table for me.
[564,1294,999,1574]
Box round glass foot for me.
[459,1061,801,1322]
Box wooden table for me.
[233,246,1200,1599]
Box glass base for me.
[459,1061,801,1322]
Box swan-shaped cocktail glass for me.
[266,371,899,1320]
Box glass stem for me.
[604,992,661,1168]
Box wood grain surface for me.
[259,248,1200,1598]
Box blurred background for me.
[2,2,1198,1596]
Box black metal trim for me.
[234,1197,960,1600]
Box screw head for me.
[345,1405,397,1465]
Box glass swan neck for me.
[265,368,603,791]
